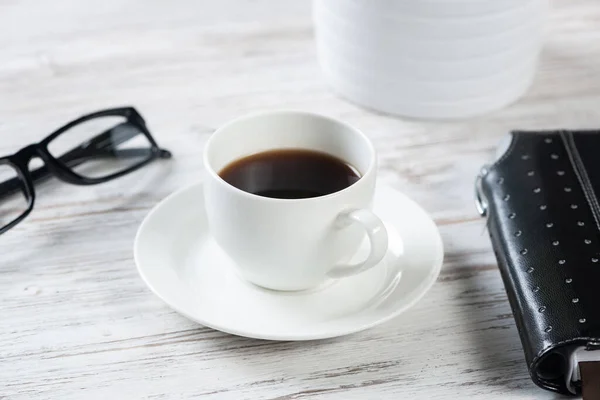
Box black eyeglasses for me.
[0,107,171,234]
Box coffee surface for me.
[219,149,360,199]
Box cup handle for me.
[327,208,389,278]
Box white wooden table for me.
[2,0,600,398]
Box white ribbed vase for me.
[314,0,549,119]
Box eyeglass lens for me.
[47,115,154,179]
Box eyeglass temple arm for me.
[0,123,170,201]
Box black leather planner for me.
[476,131,600,396]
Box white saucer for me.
[134,182,444,341]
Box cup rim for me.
[203,110,376,203]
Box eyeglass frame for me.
[0,106,171,234]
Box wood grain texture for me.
[1,0,599,398]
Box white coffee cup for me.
[203,111,388,291]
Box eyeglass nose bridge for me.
[5,144,54,204]
[0,148,38,235]
[11,144,43,169]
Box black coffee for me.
[219,149,360,199]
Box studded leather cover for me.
[479,131,600,395]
